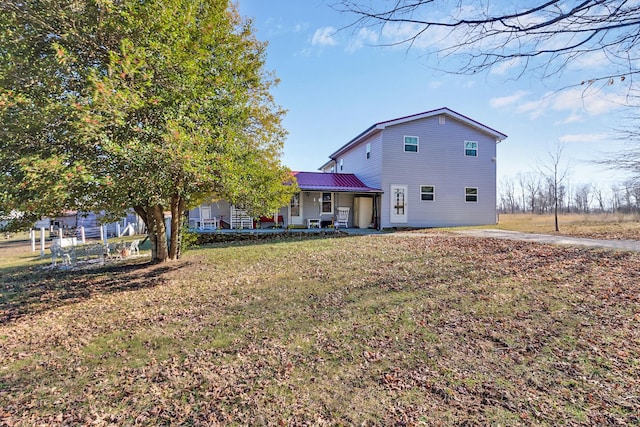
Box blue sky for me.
[238,1,630,196]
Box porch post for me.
[40,227,45,258]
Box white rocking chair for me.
[335,207,350,228]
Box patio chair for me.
[335,207,350,228]
[129,239,140,256]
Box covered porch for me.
[188,172,383,231]
[288,172,383,230]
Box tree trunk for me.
[134,205,169,263]
[168,196,185,260]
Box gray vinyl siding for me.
[334,132,383,189]
[190,201,289,227]
[380,115,497,228]
[188,200,232,227]
[298,192,355,226]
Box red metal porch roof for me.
[292,171,382,193]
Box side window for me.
[404,136,419,153]
[465,187,478,202]
[339,159,344,171]
[366,143,371,159]
[465,141,478,157]
[420,185,435,201]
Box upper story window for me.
[420,185,435,201]
[330,165,335,172]
[465,187,478,202]
[366,143,371,159]
[404,136,419,152]
[321,192,333,213]
[465,141,478,157]
[339,159,344,171]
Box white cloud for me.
[297,47,312,57]
[555,113,583,125]
[293,23,308,33]
[556,87,629,116]
[489,58,523,76]
[262,18,310,38]
[517,94,550,119]
[312,26,338,47]
[490,90,529,108]
[559,133,610,143]
[378,21,451,50]
[514,87,625,121]
[346,27,378,53]
[568,51,609,71]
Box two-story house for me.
[189,107,507,230]
[319,107,507,228]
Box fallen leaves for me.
[1,234,639,425]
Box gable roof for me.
[327,107,508,160]
[293,171,382,193]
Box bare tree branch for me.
[334,0,640,86]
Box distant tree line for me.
[499,173,640,215]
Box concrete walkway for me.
[453,229,640,252]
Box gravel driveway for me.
[454,229,640,252]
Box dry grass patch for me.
[495,213,640,240]
[1,235,639,425]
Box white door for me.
[390,185,408,223]
[290,193,303,225]
[200,205,211,219]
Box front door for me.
[290,193,303,225]
[390,185,408,223]
[200,205,211,220]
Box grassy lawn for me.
[1,231,639,425]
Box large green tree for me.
[0,0,295,262]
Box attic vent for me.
[439,115,445,125]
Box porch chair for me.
[129,239,140,256]
[335,207,350,228]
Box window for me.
[465,187,478,202]
[366,143,371,159]
[404,136,418,152]
[321,192,333,213]
[339,158,344,171]
[330,165,335,172]
[420,185,435,201]
[393,187,405,215]
[439,115,446,125]
[465,141,478,157]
